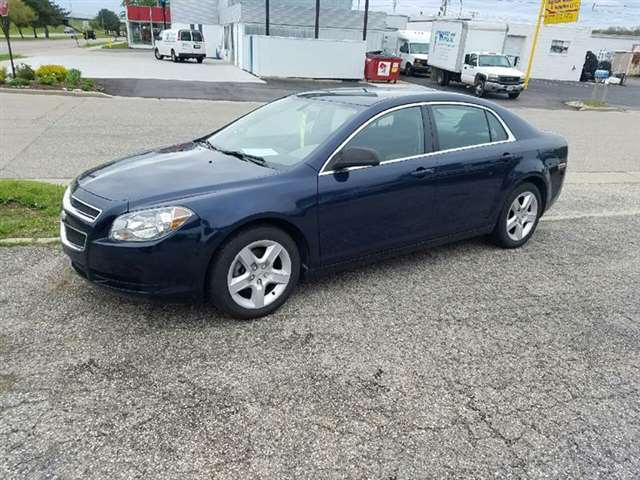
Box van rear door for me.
[191,30,204,54]
[178,30,194,54]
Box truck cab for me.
[396,30,431,76]
[461,52,525,98]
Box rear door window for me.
[343,106,425,162]
[179,30,191,41]
[486,111,509,142]
[192,31,203,42]
[431,105,492,150]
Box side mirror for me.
[332,147,380,171]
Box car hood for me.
[482,66,524,77]
[77,142,277,207]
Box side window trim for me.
[420,105,437,153]
[319,102,515,176]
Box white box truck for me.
[382,30,431,76]
[428,20,526,99]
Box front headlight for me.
[109,206,194,242]
[488,75,500,82]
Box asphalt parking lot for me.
[1,90,640,478]
[2,183,639,478]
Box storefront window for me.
[129,22,168,45]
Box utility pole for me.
[314,0,320,39]
[439,0,449,16]
[0,1,15,77]
[362,0,369,41]
[524,0,547,89]
[265,0,270,36]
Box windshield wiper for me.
[196,139,269,167]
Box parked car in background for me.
[429,20,525,98]
[154,28,206,63]
[83,30,96,40]
[60,89,568,319]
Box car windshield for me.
[479,55,511,67]
[409,43,429,54]
[206,96,364,169]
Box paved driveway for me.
[1,184,639,478]
[0,48,263,84]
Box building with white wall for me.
[171,0,407,69]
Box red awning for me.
[126,5,171,23]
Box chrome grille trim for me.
[62,187,102,224]
[60,221,87,252]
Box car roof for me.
[296,87,484,107]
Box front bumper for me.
[60,187,210,300]
[485,81,524,93]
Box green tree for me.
[23,0,68,38]
[92,9,121,36]
[8,0,38,39]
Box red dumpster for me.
[364,52,401,83]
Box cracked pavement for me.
[1,184,639,479]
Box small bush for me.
[0,65,6,84]
[8,77,31,87]
[35,64,68,83]
[38,73,58,86]
[15,64,35,81]
[65,68,82,88]
[81,78,96,91]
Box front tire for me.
[154,48,163,60]
[492,182,542,249]
[404,62,413,76]
[209,226,301,319]
[474,78,486,97]
[508,91,521,99]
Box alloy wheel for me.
[227,240,292,310]
[506,191,538,241]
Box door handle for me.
[498,153,519,163]
[410,167,435,178]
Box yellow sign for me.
[544,0,581,25]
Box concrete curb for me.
[0,87,112,98]
[0,237,60,246]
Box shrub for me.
[65,68,82,89]
[81,78,96,91]
[8,78,31,87]
[0,65,6,84]
[35,64,68,83]
[38,73,58,86]
[15,64,35,81]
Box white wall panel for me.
[249,36,366,79]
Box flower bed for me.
[0,63,102,92]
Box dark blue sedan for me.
[61,89,568,319]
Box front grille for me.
[498,76,522,85]
[62,223,87,250]
[70,196,101,221]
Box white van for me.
[397,30,431,76]
[154,29,206,63]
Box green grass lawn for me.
[0,54,24,61]
[7,19,116,40]
[0,180,65,239]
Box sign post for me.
[524,0,581,89]
[0,0,15,77]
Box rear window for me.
[179,30,191,41]
[192,31,203,42]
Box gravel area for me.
[1,205,639,478]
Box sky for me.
[55,0,640,28]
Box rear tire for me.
[197,56,204,64]
[154,48,163,60]
[208,226,301,320]
[508,92,521,99]
[171,50,178,63]
[492,182,542,249]
[435,68,449,86]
